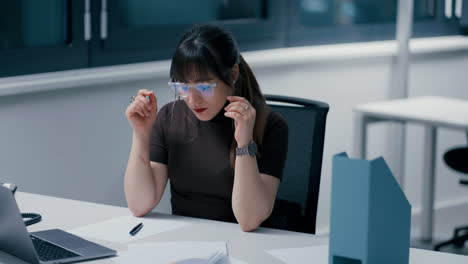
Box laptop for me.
[0,187,116,264]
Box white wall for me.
[1,37,467,234]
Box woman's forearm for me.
[232,155,274,232]
[124,133,159,216]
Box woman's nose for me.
[187,87,203,103]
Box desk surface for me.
[15,192,326,264]
[4,192,467,264]
[354,96,468,129]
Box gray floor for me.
[411,203,468,255]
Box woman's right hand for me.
[125,89,158,139]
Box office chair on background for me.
[434,132,468,253]
[262,94,329,234]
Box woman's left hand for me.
[224,96,256,147]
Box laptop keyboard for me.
[30,235,80,262]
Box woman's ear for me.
[230,64,239,85]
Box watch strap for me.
[235,141,257,156]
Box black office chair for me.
[434,132,468,252]
[261,94,329,234]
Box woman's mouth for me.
[194,108,207,113]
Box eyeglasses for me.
[168,81,218,98]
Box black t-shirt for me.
[150,100,288,223]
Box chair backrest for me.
[263,94,329,234]
[443,132,468,185]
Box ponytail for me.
[229,55,270,167]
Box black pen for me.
[129,222,143,236]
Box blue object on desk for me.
[329,152,411,264]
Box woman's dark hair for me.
[170,24,269,166]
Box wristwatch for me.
[235,140,257,156]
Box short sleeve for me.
[149,103,170,164]
[257,112,289,181]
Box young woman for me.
[124,24,288,232]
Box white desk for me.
[12,192,327,264]
[353,96,468,242]
[2,192,467,263]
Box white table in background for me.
[353,96,468,242]
[1,192,467,263]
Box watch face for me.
[248,141,257,155]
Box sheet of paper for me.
[225,256,248,264]
[266,245,328,264]
[266,245,468,264]
[113,241,235,264]
[67,215,191,243]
